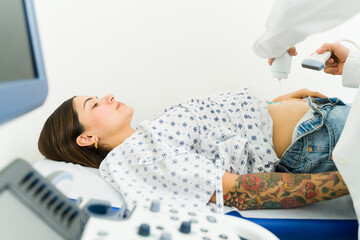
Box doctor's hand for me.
[272,88,328,103]
[316,43,350,75]
[268,47,298,66]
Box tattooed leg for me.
[222,171,349,211]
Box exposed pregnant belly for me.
[268,100,310,158]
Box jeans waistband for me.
[276,97,350,173]
[293,97,346,142]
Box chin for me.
[124,106,135,119]
[127,106,135,115]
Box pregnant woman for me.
[38,88,349,212]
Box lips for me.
[116,101,122,110]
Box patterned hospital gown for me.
[99,88,279,213]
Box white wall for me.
[0,0,359,169]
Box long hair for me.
[38,97,110,168]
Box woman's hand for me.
[272,88,328,103]
[268,46,298,66]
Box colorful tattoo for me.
[223,172,349,210]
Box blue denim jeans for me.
[276,97,351,173]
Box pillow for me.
[33,159,357,219]
[33,159,125,208]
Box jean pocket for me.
[275,163,291,173]
[306,126,330,153]
[303,156,338,173]
[276,156,310,174]
[276,140,304,173]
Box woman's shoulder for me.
[104,122,178,164]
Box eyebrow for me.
[83,97,98,109]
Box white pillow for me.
[33,159,125,208]
[33,159,357,219]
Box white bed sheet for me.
[33,159,357,219]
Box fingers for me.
[316,42,350,62]
[272,89,305,102]
[302,89,328,98]
[272,96,282,102]
[293,88,311,98]
[268,58,275,66]
[268,47,297,66]
[324,66,339,75]
[287,46,298,56]
[308,90,328,98]
[316,47,327,54]
[326,58,335,64]
[272,87,328,104]
[293,88,328,99]
[316,43,338,54]
[324,57,341,75]
[272,88,328,103]
[315,42,349,76]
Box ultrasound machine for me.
[0,1,357,239]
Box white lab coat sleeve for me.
[332,50,360,237]
[332,88,360,233]
[342,50,360,88]
[253,0,360,58]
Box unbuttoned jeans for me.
[276,97,351,173]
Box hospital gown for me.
[99,88,279,213]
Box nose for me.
[99,94,115,105]
[105,94,115,103]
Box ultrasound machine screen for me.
[0,1,90,239]
[0,0,47,124]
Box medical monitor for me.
[0,0,47,125]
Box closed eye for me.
[83,96,99,110]
[92,102,98,108]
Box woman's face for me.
[73,94,134,146]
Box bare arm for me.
[210,171,348,210]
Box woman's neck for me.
[109,126,135,150]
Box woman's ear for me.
[76,133,97,147]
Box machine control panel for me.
[81,200,279,240]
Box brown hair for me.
[38,97,110,168]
